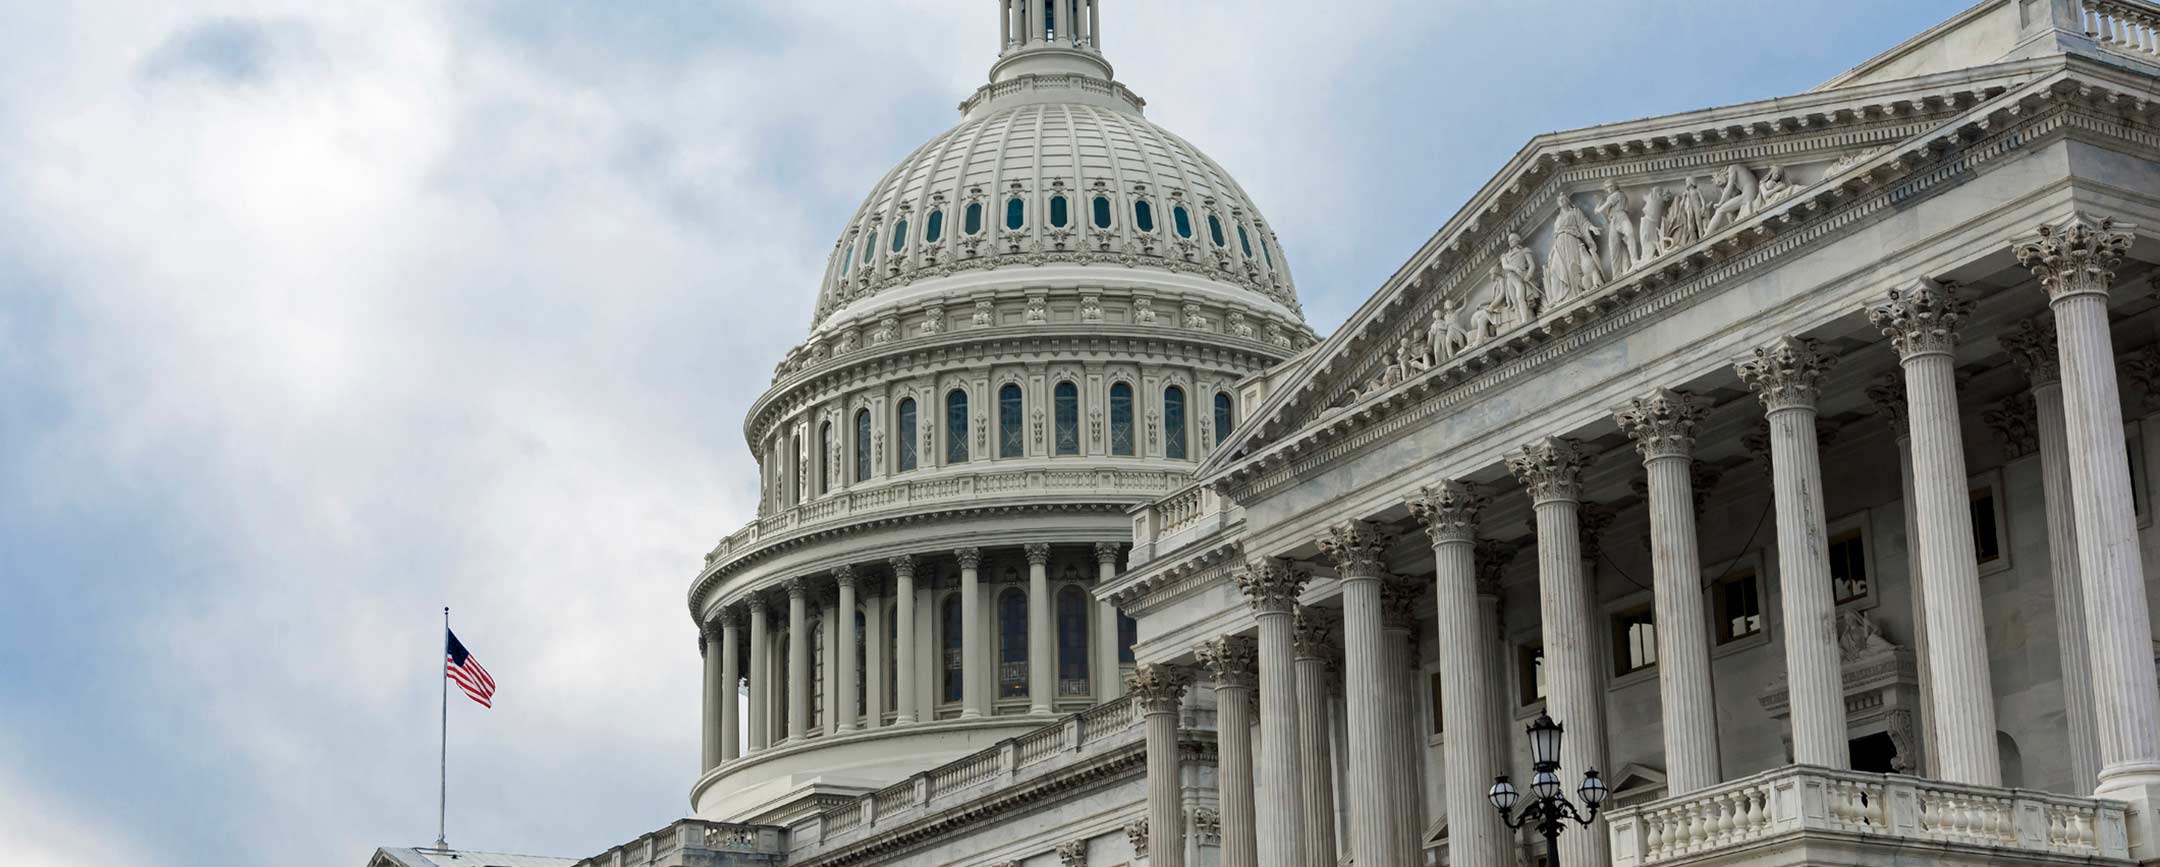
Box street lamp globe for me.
[1487,776,1520,811]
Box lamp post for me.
[1489,712,1607,862]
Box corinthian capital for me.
[1506,436,1594,504]
[1024,543,1052,566]
[781,577,810,599]
[832,564,858,589]
[719,605,746,629]
[1983,392,2038,459]
[1234,558,1307,614]
[2015,214,2134,302]
[1125,662,1191,713]
[1868,279,1973,360]
[1317,520,1396,580]
[1291,605,1334,657]
[1379,578,1423,631]
[1863,374,1910,438]
[954,546,983,569]
[1736,337,1838,412]
[887,554,916,579]
[1094,541,1123,566]
[1998,318,2062,387]
[1406,479,1487,545]
[1614,388,1710,461]
[1195,635,1259,690]
[1473,538,1524,596]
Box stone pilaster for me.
[1505,436,1610,867]
[834,566,860,733]
[1291,606,1338,867]
[1736,337,1849,769]
[1095,542,1125,703]
[1317,519,1405,867]
[1407,481,1506,867]
[956,547,985,718]
[2016,218,2160,819]
[747,597,770,753]
[1235,558,1309,867]
[889,556,919,725]
[1199,635,1260,867]
[719,607,743,762]
[1615,389,1722,794]
[2002,317,2100,789]
[1027,543,1054,714]
[1870,279,2000,786]
[784,578,811,743]
[1130,663,1192,867]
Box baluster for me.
[1745,787,1766,837]
[1715,792,1736,844]
[1645,811,1666,858]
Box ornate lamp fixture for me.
[1489,713,1606,858]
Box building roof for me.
[368,846,578,867]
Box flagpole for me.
[437,606,449,850]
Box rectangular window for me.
[1429,671,1445,736]
[1970,486,2002,566]
[1713,567,1763,644]
[1828,529,1869,605]
[1611,606,1656,676]
[1517,643,1545,707]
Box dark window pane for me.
[1971,489,2001,564]
[818,422,832,494]
[891,219,908,253]
[1213,392,1233,445]
[1611,608,1656,675]
[1109,382,1135,456]
[897,399,918,472]
[1261,234,1275,267]
[946,390,970,464]
[1238,223,1254,257]
[1173,206,1192,239]
[1134,200,1155,233]
[1092,196,1113,229]
[1054,382,1080,456]
[1207,214,1226,248]
[1715,570,1762,644]
[999,383,1024,458]
[1519,645,1546,706]
[1049,195,1069,228]
[925,209,944,243]
[1057,587,1089,696]
[855,611,867,715]
[1006,198,1025,231]
[1829,531,1868,604]
[999,589,1028,699]
[965,202,984,236]
[1164,385,1187,460]
[854,410,872,482]
[1429,672,1445,736]
[1117,611,1137,663]
[942,595,963,703]
[841,245,853,276]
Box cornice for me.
[1103,537,1245,615]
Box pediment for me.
[1199,57,2142,490]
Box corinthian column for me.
[1199,636,1260,867]
[1506,437,1610,867]
[700,621,722,773]
[1317,520,1405,867]
[1291,607,1338,867]
[1378,579,1426,866]
[1865,374,1939,777]
[1615,390,1722,794]
[719,608,743,762]
[747,598,770,753]
[834,566,860,733]
[2016,218,2160,811]
[785,578,810,743]
[1234,559,1309,867]
[2002,318,2101,788]
[1736,338,1849,769]
[1096,542,1126,703]
[1027,543,1054,714]
[1130,663,1193,867]
[890,555,919,725]
[956,547,985,719]
[1869,281,2000,785]
[1407,481,1505,867]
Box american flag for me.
[445,629,496,708]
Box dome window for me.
[946,389,970,464]
[841,244,853,276]
[896,398,919,472]
[1238,224,1254,258]
[964,202,984,236]
[890,219,909,254]
[1172,205,1193,239]
[998,383,1024,458]
[1164,385,1188,460]
[1092,195,1113,229]
[862,233,876,266]
[1214,391,1235,444]
[925,209,945,243]
[854,409,872,482]
[1005,197,1026,231]
[1109,382,1135,456]
[1134,200,1156,233]
[1048,194,1070,229]
[1053,381,1079,455]
[1261,234,1275,268]
[1207,214,1226,248]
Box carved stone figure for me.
[1468,291,1513,344]
[1638,185,1672,259]
[920,307,946,335]
[1227,311,1254,338]
[1703,163,1761,234]
[1498,232,1542,320]
[1182,302,1208,329]
[873,315,900,345]
[1025,296,1048,324]
[1595,179,1642,275]
[1663,176,1708,251]
[1266,321,1291,347]
[1398,332,1430,373]
[835,330,858,354]
[1755,164,1798,209]
[972,299,996,327]
[1079,294,1103,323]
[1544,202,1606,304]
[1835,609,1897,662]
[1428,298,1468,363]
[1133,298,1157,324]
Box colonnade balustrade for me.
[1116,217,2160,867]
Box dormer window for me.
[965,202,984,236]
[1092,195,1113,229]
[1134,200,1156,233]
[1172,205,1193,239]
[1207,214,1226,248]
[926,208,945,243]
[1005,197,1027,231]
[890,219,909,253]
[1049,194,1070,228]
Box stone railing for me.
[1128,481,1242,567]
[706,467,1186,567]
[1607,765,2131,867]
[573,819,784,867]
[799,695,1140,854]
[2079,0,2160,62]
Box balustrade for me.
[2082,0,2160,60]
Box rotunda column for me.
[1131,663,1193,867]
[1317,519,1404,867]
[1027,543,1054,714]
[785,578,810,743]
[835,566,860,733]
[747,598,770,753]
[957,547,985,719]
[1735,338,1849,769]
[1095,542,1125,703]
[1291,607,1338,867]
[700,620,722,773]
[1234,559,1308,867]
[719,607,743,762]
[1407,481,1506,867]
[1200,636,1260,867]
[890,555,919,725]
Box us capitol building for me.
[372,2,2160,867]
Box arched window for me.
[1173,205,1193,239]
[1117,611,1137,664]
[998,383,1024,458]
[941,594,964,703]
[1207,214,1226,248]
[1109,382,1135,457]
[854,610,867,717]
[1237,223,1254,257]
[896,398,919,472]
[925,209,944,243]
[964,202,984,236]
[1005,197,1026,231]
[1092,195,1113,229]
[818,421,834,494]
[999,588,1028,699]
[788,433,802,504]
[1049,195,1070,228]
[1054,381,1079,456]
[810,620,825,731]
[1164,385,1188,460]
[1214,392,1234,445]
[854,409,872,482]
[946,389,970,464]
[890,219,909,253]
[1134,200,1156,233]
[1057,586,1089,697]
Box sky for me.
[0,2,1978,865]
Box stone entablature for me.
[1203,59,2160,501]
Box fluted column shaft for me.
[1133,664,1191,867]
[2018,219,2160,799]
[786,582,810,742]
[1616,391,1721,793]
[1028,544,1054,714]
[1202,636,1260,867]
[1415,527,1510,867]
[1873,282,2000,785]
[1237,561,1309,867]
[1292,610,1338,867]
[701,625,723,772]
[747,601,769,752]
[1379,584,1425,866]
[891,557,919,725]
[1737,339,1848,769]
[1096,543,1125,703]
[720,614,742,761]
[1319,521,1403,867]
[835,569,860,732]
[957,548,985,719]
